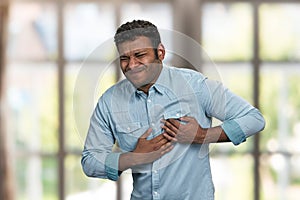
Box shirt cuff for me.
[221,120,246,145]
[105,152,121,181]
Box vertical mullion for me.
[0,3,14,200]
[252,1,261,200]
[114,1,123,200]
[199,0,204,73]
[115,1,122,83]
[114,3,122,200]
[57,0,65,199]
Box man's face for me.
[117,36,165,92]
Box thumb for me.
[140,128,153,139]
[179,116,193,123]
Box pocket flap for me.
[116,122,141,134]
[164,108,190,119]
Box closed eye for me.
[135,52,147,58]
[120,56,129,61]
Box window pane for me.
[203,63,253,104]
[120,3,172,30]
[261,154,300,200]
[7,62,58,153]
[120,3,173,62]
[8,3,57,61]
[211,155,254,200]
[260,4,300,61]
[14,156,58,200]
[260,63,300,153]
[202,3,253,61]
[67,63,117,151]
[64,3,116,61]
[260,63,300,199]
[65,156,116,200]
[120,171,133,200]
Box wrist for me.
[194,127,207,144]
[119,152,141,171]
[128,151,147,166]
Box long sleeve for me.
[202,79,265,145]
[81,100,121,181]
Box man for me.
[81,20,265,200]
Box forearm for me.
[195,126,230,144]
[81,149,108,178]
[119,152,144,172]
[119,144,173,171]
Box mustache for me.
[125,65,148,74]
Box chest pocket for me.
[115,122,144,152]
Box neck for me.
[138,65,163,94]
[138,83,154,95]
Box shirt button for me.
[153,170,158,173]
[151,123,155,127]
[147,99,152,103]
[153,191,158,196]
[127,127,131,131]
[176,113,180,117]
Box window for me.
[7,1,118,200]
[201,1,300,200]
[202,3,253,62]
[5,0,300,200]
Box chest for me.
[110,92,202,151]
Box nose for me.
[128,56,139,70]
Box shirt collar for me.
[153,64,170,94]
[135,64,170,96]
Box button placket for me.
[148,90,160,199]
[152,159,160,200]
[146,95,156,138]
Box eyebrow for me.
[119,49,149,57]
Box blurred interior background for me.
[0,0,300,200]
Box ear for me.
[157,43,165,61]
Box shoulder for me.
[165,65,207,84]
[97,78,134,107]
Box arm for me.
[162,117,230,144]
[162,79,265,145]
[81,101,118,179]
[204,79,265,145]
[82,101,173,181]
[119,128,173,172]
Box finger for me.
[165,120,180,133]
[140,128,152,139]
[160,143,174,155]
[179,116,194,122]
[163,133,178,142]
[167,118,181,128]
[153,138,169,150]
[161,119,166,123]
[151,133,166,143]
[161,124,177,137]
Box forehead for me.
[117,36,153,55]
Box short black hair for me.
[114,20,161,51]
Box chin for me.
[133,82,145,89]
[132,80,151,89]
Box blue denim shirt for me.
[81,65,265,200]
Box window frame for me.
[6,0,300,200]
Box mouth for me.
[125,65,147,76]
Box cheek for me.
[120,62,128,73]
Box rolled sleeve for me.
[105,152,122,181]
[221,120,246,145]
